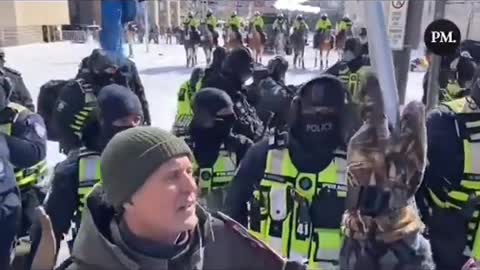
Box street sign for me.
[387,0,409,50]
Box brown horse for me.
[226,27,243,51]
[247,22,264,63]
[314,30,335,70]
[335,29,347,60]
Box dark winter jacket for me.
[2,67,35,111]
[60,186,305,270]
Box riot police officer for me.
[77,49,151,125]
[28,84,143,266]
[199,47,265,141]
[0,48,35,111]
[205,9,219,46]
[190,88,253,212]
[225,75,354,269]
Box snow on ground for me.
[3,41,425,168]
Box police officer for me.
[0,48,35,111]
[227,11,244,41]
[205,9,219,46]
[291,14,309,44]
[190,88,253,211]
[0,118,21,269]
[77,49,151,125]
[256,56,294,131]
[337,15,353,36]
[250,11,266,44]
[326,37,370,106]
[315,13,332,34]
[183,11,200,31]
[172,67,205,143]
[416,68,480,270]
[0,72,47,240]
[272,13,288,34]
[200,47,265,141]
[29,84,143,266]
[422,51,476,104]
[225,75,353,269]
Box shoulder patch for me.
[213,211,287,261]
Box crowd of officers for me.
[181,10,355,48]
[0,26,479,270]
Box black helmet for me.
[321,13,328,20]
[87,49,119,75]
[344,37,363,58]
[455,51,476,84]
[190,88,235,142]
[267,56,289,82]
[297,14,304,20]
[222,47,254,84]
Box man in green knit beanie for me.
[47,126,305,270]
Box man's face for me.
[129,156,198,236]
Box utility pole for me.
[426,0,447,111]
[144,1,150,52]
[392,0,424,105]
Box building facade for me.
[0,0,69,46]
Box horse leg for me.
[314,48,318,68]
[293,52,297,69]
[326,49,330,68]
[301,49,305,70]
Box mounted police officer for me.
[291,14,309,44]
[272,13,288,34]
[205,9,219,46]
[250,11,266,44]
[227,11,244,42]
[225,75,355,269]
[337,15,353,36]
[28,84,143,267]
[0,48,35,111]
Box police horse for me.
[226,25,243,51]
[182,26,200,67]
[274,27,288,56]
[290,26,307,69]
[199,22,214,65]
[335,29,349,60]
[314,30,335,70]
[247,22,265,64]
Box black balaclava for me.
[456,53,477,87]
[0,73,12,112]
[94,84,143,150]
[290,75,346,154]
[211,47,227,71]
[222,47,254,86]
[190,88,235,146]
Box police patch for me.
[34,123,47,139]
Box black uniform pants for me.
[0,191,21,269]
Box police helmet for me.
[192,88,235,128]
[190,67,205,88]
[343,14,350,20]
[296,14,304,20]
[222,47,254,84]
[321,13,328,20]
[207,9,213,16]
[359,27,367,37]
[188,11,194,17]
[87,49,119,76]
[277,13,284,19]
[255,11,261,16]
[232,11,237,17]
[267,56,289,82]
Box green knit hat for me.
[100,126,193,208]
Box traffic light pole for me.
[426,0,447,111]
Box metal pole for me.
[426,0,447,111]
[144,1,150,52]
[393,0,424,105]
[363,0,400,128]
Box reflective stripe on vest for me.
[173,82,194,137]
[432,97,480,258]
[248,139,346,268]
[1,103,48,190]
[197,146,237,193]
[77,150,101,213]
